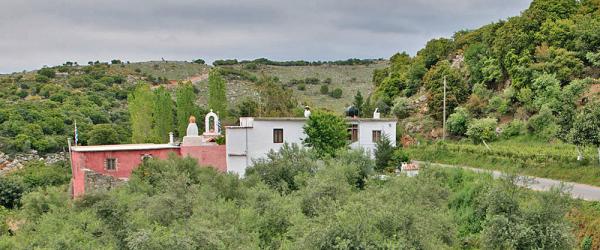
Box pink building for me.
[70,111,226,197]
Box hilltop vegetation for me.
[0,59,383,154]
[365,0,600,179]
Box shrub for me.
[319,85,328,94]
[38,68,56,78]
[466,118,498,144]
[305,77,320,85]
[527,106,558,139]
[297,84,306,91]
[391,97,412,119]
[192,59,205,64]
[0,177,24,209]
[447,107,470,136]
[330,88,343,99]
[500,120,526,138]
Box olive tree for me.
[303,111,347,158]
[569,104,600,164]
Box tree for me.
[447,107,471,136]
[258,77,296,117]
[303,111,347,157]
[391,97,412,119]
[192,59,205,64]
[208,69,228,117]
[466,118,498,144]
[0,177,24,209]
[423,60,469,120]
[374,133,394,171]
[153,87,174,142]
[128,84,154,143]
[175,82,198,138]
[569,103,600,164]
[353,91,364,117]
[88,124,127,145]
[37,68,56,78]
[237,98,259,117]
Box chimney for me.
[304,106,311,118]
[169,132,174,145]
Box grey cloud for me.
[0,0,530,73]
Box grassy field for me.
[406,136,600,187]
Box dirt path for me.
[414,161,600,201]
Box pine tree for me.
[153,86,174,142]
[128,83,154,143]
[353,91,364,117]
[208,69,228,117]
[175,82,198,138]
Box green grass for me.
[406,136,600,187]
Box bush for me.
[466,118,498,144]
[447,107,470,136]
[192,59,205,64]
[0,177,24,209]
[330,88,343,99]
[303,111,347,158]
[304,77,320,85]
[527,106,558,139]
[297,84,306,91]
[391,97,412,119]
[501,120,526,138]
[319,85,328,94]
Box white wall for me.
[226,120,305,176]
[226,118,396,176]
[349,120,396,157]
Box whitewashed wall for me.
[226,118,396,176]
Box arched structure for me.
[204,109,220,135]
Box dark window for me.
[105,158,117,170]
[372,130,382,143]
[348,124,359,142]
[273,129,284,143]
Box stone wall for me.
[83,170,125,194]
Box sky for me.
[0,0,531,73]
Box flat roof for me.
[71,144,179,152]
[251,117,397,122]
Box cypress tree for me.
[176,82,198,138]
[128,83,154,143]
[153,86,174,142]
[208,69,228,117]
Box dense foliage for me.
[0,148,579,249]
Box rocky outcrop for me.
[0,151,67,175]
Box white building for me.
[226,117,397,176]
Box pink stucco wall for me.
[71,144,228,198]
[180,145,227,172]
[71,148,180,197]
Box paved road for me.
[414,161,600,201]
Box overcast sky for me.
[0,0,531,73]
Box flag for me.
[74,121,78,145]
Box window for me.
[105,158,117,170]
[141,154,153,162]
[348,124,358,142]
[273,129,284,143]
[372,130,382,142]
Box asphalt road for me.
[414,161,600,201]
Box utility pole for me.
[443,76,447,141]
